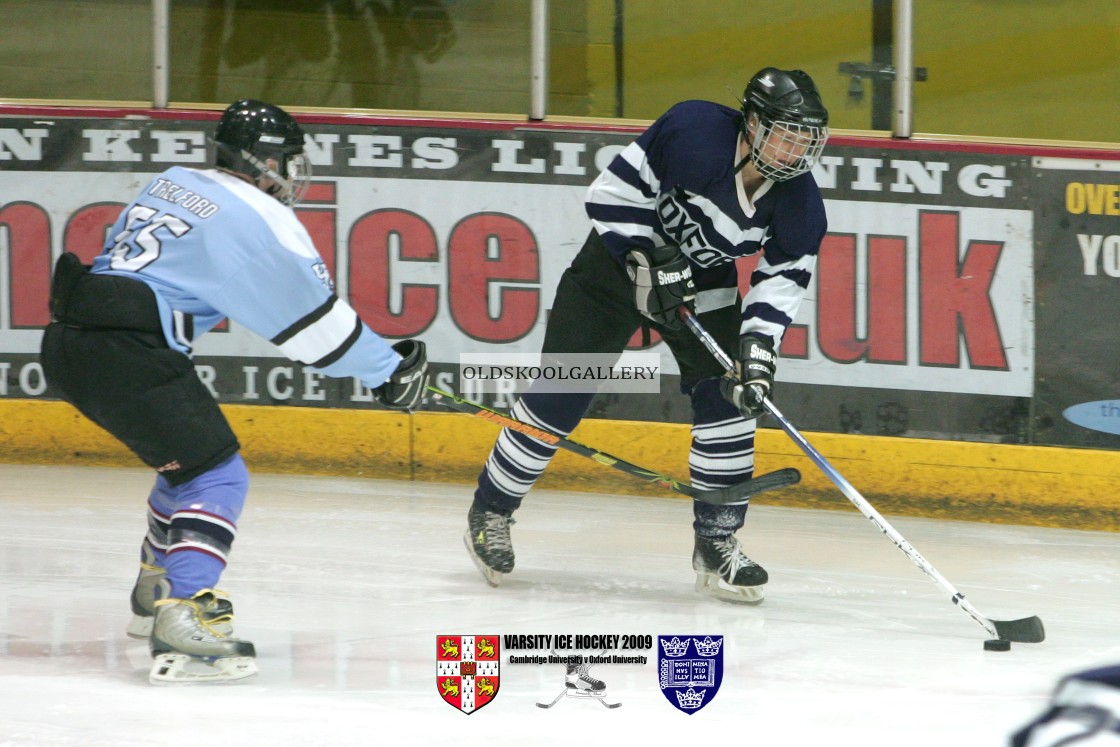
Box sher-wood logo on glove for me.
[748,343,775,365]
[656,267,692,285]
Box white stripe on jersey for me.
[207,169,319,259]
[616,141,660,192]
[688,192,769,249]
[276,300,360,365]
[742,252,818,342]
[695,287,738,313]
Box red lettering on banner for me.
[448,213,539,343]
[625,326,661,349]
[818,233,907,363]
[295,182,337,276]
[349,208,439,337]
[64,203,124,262]
[919,211,1006,369]
[1,202,52,328]
[782,324,808,358]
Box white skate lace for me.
[482,513,514,551]
[714,536,753,579]
[576,665,604,687]
[566,663,603,688]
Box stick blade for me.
[692,467,801,506]
[992,615,1045,643]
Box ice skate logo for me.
[537,653,621,710]
[436,635,501,714]
[657,635,724,715]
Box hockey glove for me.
[625,246,696,328]
[719,334,776,420]
[373,340,429,411]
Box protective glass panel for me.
[0,0,152,102]
[913,0,1120,142]
[168,0,531,114]
[549,0,876,132]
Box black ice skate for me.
[148,590,256,685]
[464,503,515,587]
[537,659,621,709]
[693,533,768,604]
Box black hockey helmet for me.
[214,99,311,206]
[738,68,829,181]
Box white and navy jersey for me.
[585,100,827,344]
[90,166,401,390]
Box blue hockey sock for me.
[162,453,249,598]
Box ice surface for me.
[1,464,1118,746]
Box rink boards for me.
[2,398,1117,532]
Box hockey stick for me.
[426,385,800,507]
[679,308,1045,644]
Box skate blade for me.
[462,532,506,588]
[126,614,153,639]
[149,654,258,686]
[565,687,620,708]
[694,572,765,605]
[566,688,607,698]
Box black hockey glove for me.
[625,246,696,328]
[719,334,776,420]
[373,340,429,411]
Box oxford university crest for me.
[657,635,724,714]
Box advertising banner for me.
[1031,156,1120,448]
[0,113,1116,448]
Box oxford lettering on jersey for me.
[656,194,703,251]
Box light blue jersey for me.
[91,166,400,390]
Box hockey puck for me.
[983,638,1011,651]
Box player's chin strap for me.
[213,141,302,205]
[678,306,1046,646]
[733,120,753,174]
[238,148,298,203]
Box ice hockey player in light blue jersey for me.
[95,165,403,386]
[41,99,429,684]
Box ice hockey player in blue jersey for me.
[40,99,429,684]
[464,68,829,604]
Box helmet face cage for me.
[748,115,828,181]
[740,68,829,182]
[241,145,312,207]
